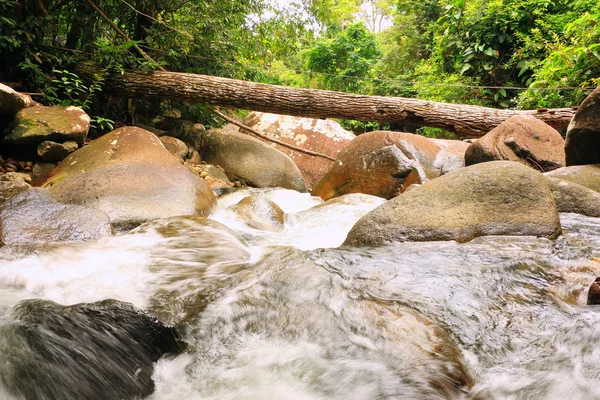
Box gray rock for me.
[37,140,78,162]
[544,164,600,192]
[0,172,31,184]
[0,188,112,245]
[202,128,307,192]
[546,177,600,217]
[565,86,600,165]
[0,181,31,206]
[344,161,561,246]
[2,105,90,146]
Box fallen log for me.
[80,66,576,138]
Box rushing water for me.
[1,188,600,399]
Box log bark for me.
[82,66,576,138]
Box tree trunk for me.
[83,66,577,138]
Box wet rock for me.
[0,171,31,184]
[37,140,78,162]
[565,87,600,165]
[587,277,600,305]
[0,188,112,245]
[31,162,55,186]
[344,161,561,245]
[465,115,565,171]
[544,164,600,192]
[0,299,184,400]
[546,177,600,217]
[312,131,445,200]
[0,82,28,116]
[159,135,188,162]
[229,194,285,232]
[2,104,90,147]
[202,128,307,192]
[243,112,355,188]
[45,126,215,229]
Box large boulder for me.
[45,126,215,228]
[2,105,90,146]
[0,83,29,116]
[312,131,450,200]
[0,188,112,246]
[565,86,600,165]
[344,161,561,246]
[465,115,565,171]
[544,164,600,192]
[545,177,600,218]
[0,299,183,400]
[202,128,307,192]
[243,112,355,188]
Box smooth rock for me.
[587,277,600,305]
[565,86,600,165]
[312,131,444,200]
[37,140,78,162]
[0,82,27,116]
[45,126,215,228]
[243,112,355,188]
[159,135,188,162]
[202,128,307,192]
[546,177,600,217]
[544,164,600,192]
[229,194,285,232]
[2,105,90,146]
[187,150,202,164]
[465,115,565,171]
[344,161,561,245]
[0,188,112,245]
[0,299,183,400]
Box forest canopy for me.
[1,0,598,133]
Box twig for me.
[83,0,166,71]
[211,108,336,162]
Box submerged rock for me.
[202,128,307,192]
[565,86,600,165]
[312,130,462,201]
[544,164,600,192]
[465,115,565,171]
[229,194,285,232]
[0,299,184,400]
[0,188,112,245]
[243,112,355,188]
[344,161,561,245]
[45,126,215,229]
[2,105,90,146]
[546,177,600,218]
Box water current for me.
[1,188,600,399]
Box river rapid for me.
[1,188,600,399]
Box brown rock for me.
[243,112,355,188]
[565,86,600,165]
[312,131,443,200]
[229,194,285,232]
[546,177,600,217]
[0,83,27,116]
[31,162,56,187]
[544,164,600,192]
[159,135,188,162]
[587,277,600,305]
[465,115,565,171]
[44,126,215,228]
[0,172,31,184]
[37,140,78,162]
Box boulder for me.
[45,126,215,228]
[37,140,78,162]
[312,130,444,200]
[0,83,28,116]
[465,115,565,171]
[229,194,285,232]
[545,177,600,217]
[430,138,470,174]
[243,112,355,188]
[587,277,600,305]
[202,128,307,192]
[2,105,90,146]
[0,299,183,400]
[0,188,112,245]
[0,180,30,206]
[544,164,600,192]
[565,86,600,165]
[344,161,561,246]
[159,135,188,162]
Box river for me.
[1,188,599,399]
